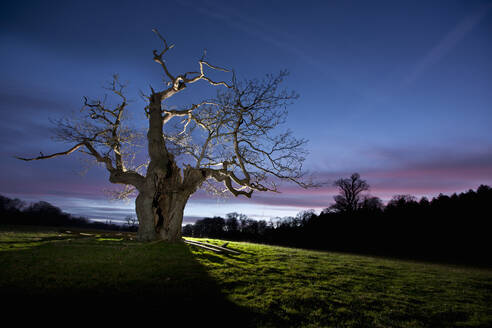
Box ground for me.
[0,226,491,327]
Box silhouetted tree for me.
[0,195,25,213]
[193,217,225,238]
[17,30,313,242]
[124,215,138,231]
[182,224,193,236]
[225,216,239,233]
[225,212,247,233]
[359,196,384,215]
[296,209,316,225]
[419,196,430,208]
[330,173,369,214]
[386,194,417,209]
[24,201,65,226]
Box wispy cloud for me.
[403,3,492,88]
[177,1,329,75]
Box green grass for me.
[1,226,491,327]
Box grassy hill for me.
[0,226,491,327]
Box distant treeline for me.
[2,182,490,266]
[0,195,137,231]
[183,184,492,266]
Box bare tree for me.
[330,173,369,214]
[124,215,138,231]
[17,30,313,242]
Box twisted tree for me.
[17,31,312,242]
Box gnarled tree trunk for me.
[135,169,198,242]
[135,192,157,241]
[135,190,189,242]
[154,191,189,241]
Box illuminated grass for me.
[186,238,492,327]
[0,227,490,327]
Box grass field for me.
[0,226,491,327]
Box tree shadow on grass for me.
[0,239,261,326]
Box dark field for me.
[0,226,491,327]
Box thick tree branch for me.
[162,101,218,127]
[17,140,145,189]
[203,167,253,198]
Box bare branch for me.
[162,101,218,118]
[180,71,313,195]
[151,30,233,98]
[16,143,86,161]
[152,29,176,82]
[183,60,233,88]
[18,74,147,189]
[200,60,230,73]
[104,184,137,201]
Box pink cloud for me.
[3,142,491,219]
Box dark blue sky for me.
[1,0,491,222]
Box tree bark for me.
[135,192,157,241]
[135,189,189,242]
[155,191,189,242]
[135,158,199,242]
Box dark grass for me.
[0,226,252,326]
[1,226,491,327]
